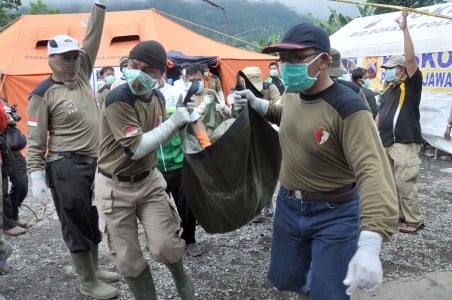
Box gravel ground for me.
[1,148,451,300]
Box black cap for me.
[129,40,167,72]
[263,23,330,54]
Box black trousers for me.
[163,168,197,244]
[47,158,101,252]
[2,151,28,230]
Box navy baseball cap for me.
[263,23,330,54]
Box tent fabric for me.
[166,50,218,82]
[180,105,281,233]
[0,9,276,139]
[330,3,452,58]
[330,2,452,154]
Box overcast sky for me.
[265,0,361,19]
[23,0,449,20]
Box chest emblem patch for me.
[124,126,138,137]
[315,127,330,145]
[64,99,78,114]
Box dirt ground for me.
[0,148,451,300]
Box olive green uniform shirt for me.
[97,86,166,176]
[27,4,105,171]
[265,82,398,241]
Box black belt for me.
[290,182,357,203]
[57,152,97,165]
[98,167,150,183]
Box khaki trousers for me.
[95,168,184,277]
[385,143,422,224]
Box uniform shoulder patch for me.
[105,84,136,108]
[322,83,369,119]
[30,77,59,99]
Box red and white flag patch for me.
[315,127,330,145]
[28,117,38,127]
[124,126,138,137]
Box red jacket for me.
[0,104,8,160]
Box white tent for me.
[331,2,452,154]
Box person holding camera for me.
[1,98,28,236]
[0,101,14,296]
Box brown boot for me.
[4,226,26,236]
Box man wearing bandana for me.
[95,40,194,299]
[27,1,119,299]
[234,22,398,299]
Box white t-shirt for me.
[159,83,183,111]
[173,78,189,98]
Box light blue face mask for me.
[188,80,204,94]
[385,68,400,83]
[362,78,371,88]
[281,53,322,93]
[105,75,116,85]
[269,69,278,77]
[124,69,157,95]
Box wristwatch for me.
[447,123,452,128]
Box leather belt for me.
[98,167,150,184]
[290,182,357,203]
[57,152,97,165]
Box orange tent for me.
[0,9,276,137]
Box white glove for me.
[168,107,191,128]
[195,95,214,116]
[30,170,48,204]
[185,98,200,121]
[227,93,235,105]
[343,231,383,296]
[132,107,190,160]
[233,90,269,116]
[94,0,106,6]
[216,103,231,118]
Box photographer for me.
[1,97,28,236]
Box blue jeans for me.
[268,186,360,300]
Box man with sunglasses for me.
[233,22,398,299]
[376,10,424,235]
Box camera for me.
[5,104,21,122]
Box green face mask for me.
[281,53,322,93]
[124,69,157,96]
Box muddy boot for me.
[124,264,157,300]
[92,246,120,282]
[165,259,193,300]
[70,251,119,299]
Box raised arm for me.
[396,10,417,77]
